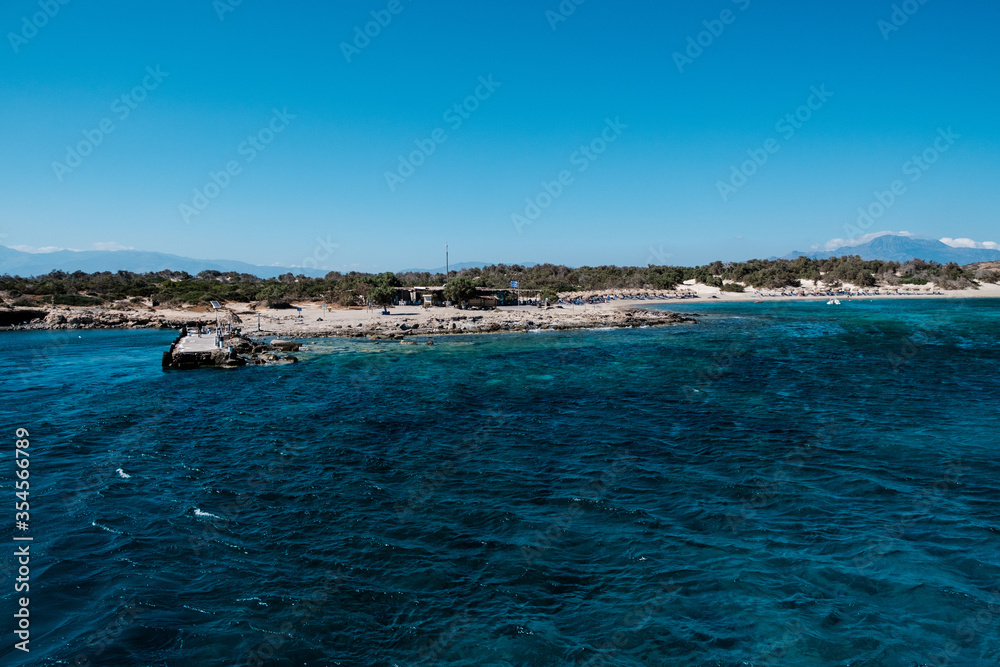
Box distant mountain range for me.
[4,235,995,280]
[0,246,329,279]
[783,235,1000,265]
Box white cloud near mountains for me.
[7,242,134,253]
[10,245,72,253]
[814,231,914,252]
[939,237,1000,251]
[815,232,1000,253]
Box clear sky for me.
[2,0,998,272]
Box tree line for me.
[0,256,994,308]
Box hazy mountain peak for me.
[784,235,1000,264]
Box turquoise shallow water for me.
[1,299,999,665]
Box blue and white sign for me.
[510,280,519,288]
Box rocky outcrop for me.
[162,334,300,371]
[1,306,180,331]
[0,309,52,328]
[6,303,697,341]
[258,307,695,340]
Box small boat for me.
[827,299,841,305]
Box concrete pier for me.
[174,332,221,354]
[162,330,298,370]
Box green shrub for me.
[443,276,478,305]
[53,294,104,306]
[11,297,39,307]
[369,283,397,309]
[974,270,999,284]
[720,283,745,293]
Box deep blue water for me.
[1,299,999,666]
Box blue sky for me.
[1,0,998,272]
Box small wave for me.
[194,509,223,520]
[116,468,131,479]
[92,521,123,534]
[216,539,246,551]
[238,596,269,607]
[182,605,213,615]
[249,622,292,637]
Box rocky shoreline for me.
[3,304,696,370]
[0,306,180,331]
[267,307,697,339]
[0,304,696,337]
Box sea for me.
[1,298,998,666]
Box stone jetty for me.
[161,331,298,370]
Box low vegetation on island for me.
[0,256,997,309]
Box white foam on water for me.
[116,468,131,479]
[194,509,222,520]
[183,605,213,614]
[92,521,123,534]
[238,597,269,607]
